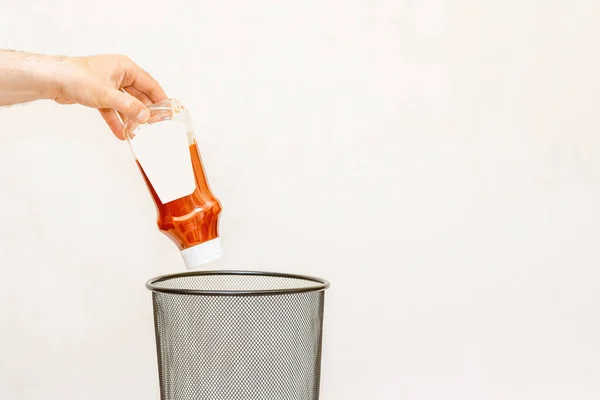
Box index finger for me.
[124,61,168,104]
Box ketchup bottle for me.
[123,99,222,269]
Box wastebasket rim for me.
[146,270,330,296]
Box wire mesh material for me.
[147,271,329,400]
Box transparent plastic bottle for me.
[123,99,222,269]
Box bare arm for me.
[0,50,168,139]
[0,50,58,106]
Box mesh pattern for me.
[150,272,326,400]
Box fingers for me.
[122,60,168,104]
[96,89,150,140]
[123,86,154,106]
[100,89,149,124]
[133,71,168,103]
[99,108,125,140]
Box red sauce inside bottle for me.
[136,142,221,250]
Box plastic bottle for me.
[123,99,222,269]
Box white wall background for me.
[1,0,600,399]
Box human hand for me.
[52,54,168,139]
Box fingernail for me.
[136,108,150,123]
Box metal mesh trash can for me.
[146,270,330,400]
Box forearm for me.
[0,50,61,106]
[0,50,165,138]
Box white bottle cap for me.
[180,238,224,270]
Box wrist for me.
[30,54,68,100]
[0,51,64,102]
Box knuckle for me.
[95,89,110,108]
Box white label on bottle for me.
[131,120,196,204]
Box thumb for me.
[99,89,150,123]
